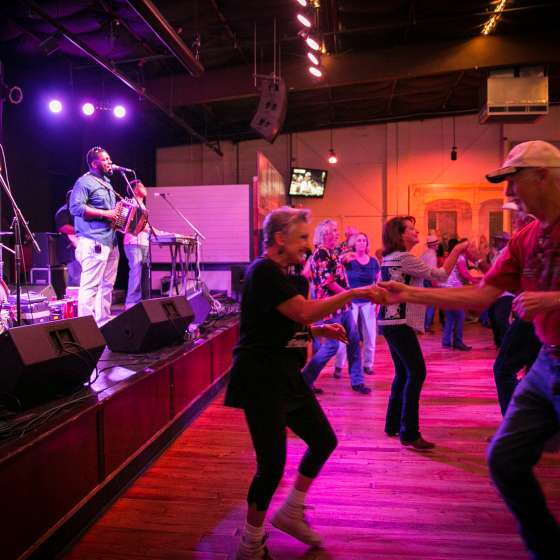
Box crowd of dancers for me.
[227,140,560,560]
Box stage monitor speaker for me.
[250,76,287,143]
[32,232,62,268]
[12,284,58,300]
[101,296,194,353]
[230,265,247,301]
[0,316,106,409]
[187,289,211,325]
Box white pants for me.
[75,237,119,326]
[335,301,377,370]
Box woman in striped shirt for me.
[378,216,468,449]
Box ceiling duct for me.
[126,0,204,77]
[479,67,548,123]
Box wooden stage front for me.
[0,318,239,560]
[63,324,559,560]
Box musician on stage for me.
[54,190,81,286]
[69,146,118,325]
[123,179,166,308]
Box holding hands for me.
[312,323,348,344]
[351,284,390,304]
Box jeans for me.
[487,348,560,560]
[493,318,542,416]
[442,309,465,346]
[75,237,119,326]
[302,308,364,387]
[335,301,377,370]
[488,295,514,347]
[382,324,427,442]
[244,395,337,511]
[124,244,149,308]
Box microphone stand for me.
[157,193,205,290]
[0,171,41,326]
[119,170,160,300]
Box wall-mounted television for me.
[289,167,328,198]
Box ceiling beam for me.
[147,34,560,108]
[125,0,204,77]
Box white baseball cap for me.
[486,140,560,183]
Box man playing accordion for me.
[69,146,119,326]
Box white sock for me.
[284,487,307,509]
[242,521,264,544]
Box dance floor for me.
[64,324,559,560]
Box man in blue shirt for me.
[69,147,119,325]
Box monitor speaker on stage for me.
[101,296,194,353]
[187,289,211,325]
[0,316,106,409]
[250,76,287,143]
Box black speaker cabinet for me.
[31,232,62,268]
[187,289,211,325]
[101,296,194,353]
[0,316,106,408]
[250,76,287,143]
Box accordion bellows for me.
[112,199,148,235]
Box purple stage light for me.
[82,102,95,116]
[49,99,63,113]
[113,105,126,118]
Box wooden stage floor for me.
[64,324,559,560]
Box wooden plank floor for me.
[64,325,559,560]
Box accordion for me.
[112,199,148,235]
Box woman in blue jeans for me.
[442,239,480,351]
[377,216,467,449]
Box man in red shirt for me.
[380,140,560,560]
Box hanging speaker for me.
[0,316,105,409]
[101,296,194,353]
[250,76,287,143]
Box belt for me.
[543,344,560,359]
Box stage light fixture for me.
[309,66,322,78]
[48,99,63,113]
[328,149,338,165]
[82,102,95,116]
[113,105,126,118]
[305,35,320,51]
[450,146,457,161]
[307,52,319,65]
[296,0,308,6]
[297,14,312,28]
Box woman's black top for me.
[224,257,313,409]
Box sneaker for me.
[333,367,342,379]
[453,342,472,351]
[363,367,374,375]
[311,385,324,395]
[271,504,322,546]
[236,535,275,560]
[401,436,435,450]
[351,383,371,394]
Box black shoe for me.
[351,383,371,394]
[363,367,374,375]
[333,367,342,379]
[311,385,324,395]
[442,343,452,348]
[453,342,472,351]
[385,431,398,438]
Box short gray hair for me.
[262,206,311,249]
[313,219,337,246]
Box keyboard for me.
[151,234,197,245]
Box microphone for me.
[153,192,171,197]
[111,164,135,173]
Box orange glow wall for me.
[157,105,560,252]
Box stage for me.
[0,315,239,560]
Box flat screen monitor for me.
[289,167,328,198]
